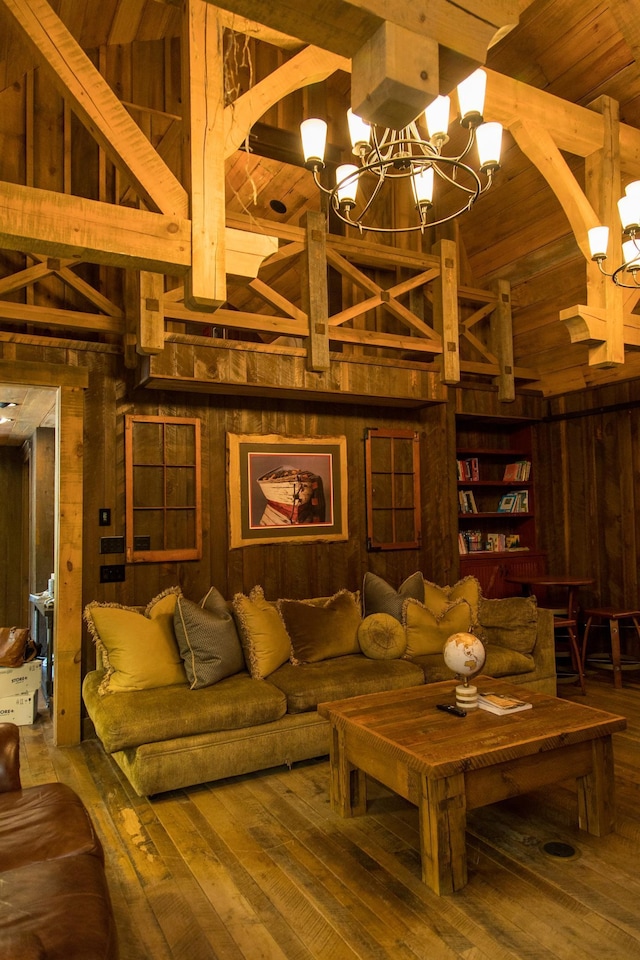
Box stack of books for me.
[503,460,531,481]
[478,692,532,715]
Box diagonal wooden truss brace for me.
[507,115,635,368]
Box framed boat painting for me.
[227,433,348,547]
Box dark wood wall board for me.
[0,446,26,627]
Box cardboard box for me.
[0,660,43,699]
[0,690,38,726]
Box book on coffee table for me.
[478,692,533,715]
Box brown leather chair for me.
[0,723,119,959]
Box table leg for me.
[609,618,623,689]
[328,724,366,818]
[577,737,616,837]
[419,772,467,895]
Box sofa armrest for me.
[0,722,21,792]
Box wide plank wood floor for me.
[18,676,640,960]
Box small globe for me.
[443,632,485,680]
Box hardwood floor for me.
[18,676,640,960]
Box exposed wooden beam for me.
[485,68,640,177]
[509,118,599,260]
[224,46,350,158]
[432,239,459,384]
[0,300,124,334]
[0,0,188,217]
[584,96,624,367]
[490,279,515,401]
[208,0,529,126]
[0,180,191,273]
[203,0,524,61]
[301,210,330,372]
[182,0,226,310]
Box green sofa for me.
[82,579,556,797]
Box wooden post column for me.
[585,95,624,368]
[490,278,515,401]
[301,210,330,372]
[432,238,460,385]
[182,0,226,311]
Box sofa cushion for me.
[403,597,473,658]
[84,588,186,695]
[362,570,424,621]
[82,669,287,752]
[232,586,291,679]
[411,647,535,683]
[174,592,245,689]
[478,595,538,654]
[423,576,481,625]
[279,590,361,664]
[358,613,407,659]
[268,654,424,714]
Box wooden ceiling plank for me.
[108,0,147,45]
[0,179,191,273]
[0,0,188,217]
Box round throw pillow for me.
[358,613,407,660]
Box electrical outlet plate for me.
[100,536,125,555]
[100,564,125,583]
[99,508,111,526]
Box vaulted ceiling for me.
[1,0,640,415]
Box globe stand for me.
[455,678,479,712]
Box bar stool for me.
[581,608,640,689]
[553,606,586,695]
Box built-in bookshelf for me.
[456,418,546,597]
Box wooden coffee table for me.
[317,678,626,895]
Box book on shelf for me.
[478,692,533,715]
[458,532,468,554]
[457,457,479,481]
[459,490,478,513]
[497,490,529,512]
[497,492,517,512]
[514,489,529,512]
[503,460,531,481]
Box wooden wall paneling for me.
[0,447,25,627]
[419,401,456,585]
[29,427,55,596]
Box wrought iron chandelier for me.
[589,182,640,288]
[299,69,502,236]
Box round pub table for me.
[505,575,594,695]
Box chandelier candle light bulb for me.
[588,179,640,286]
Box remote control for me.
[436,703,467,717]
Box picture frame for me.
[227,433,348,548]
